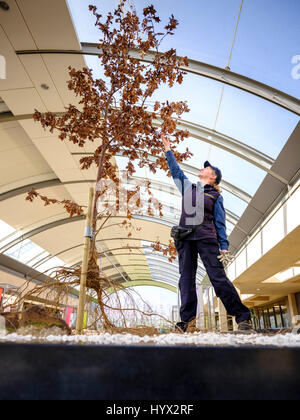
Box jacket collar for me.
[195,182,217,192]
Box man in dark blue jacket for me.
[162,134,253,332]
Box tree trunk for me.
[91,144,107,252]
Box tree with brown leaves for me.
[26,1,192,330]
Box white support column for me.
[177,286,181,322]
[218,299,228,332]
[210,288,217,330]
[196,285,205,330]
[207,288,212,330]
[288,293,300,327]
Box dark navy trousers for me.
[176,238,251,325]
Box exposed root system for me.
[1,256,174,336]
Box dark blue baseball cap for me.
[204,161,222,185]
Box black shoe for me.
[238,320,255,332]
[175,322,188,333]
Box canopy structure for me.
[0,0,299,309]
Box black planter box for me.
[0,343,299,400]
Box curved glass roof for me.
[0,220,67,275]
[0,0,299,312]
[66,0,299,238]
[68,0,300,98]
[65,0,299,302]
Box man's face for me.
[198,166,216,183]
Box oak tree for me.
[26,1,192,329]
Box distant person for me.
[162,134,253,332]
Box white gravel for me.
[1,331,300,347]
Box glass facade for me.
[252,300,290,330]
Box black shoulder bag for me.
[170,224,201,242]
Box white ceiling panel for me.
[0,120,54,189]
[19,54,65,112]
[41,54,86,108]
[0,185,73,231]
[0,121,32,152]
[31,136,84,171]
[0,173,58,195]
[0,0,36,50]
[18,118,57,139]
[0,143,53,187]
[0,88,47,115]
[16,0,81,50]
[0,26,33,91]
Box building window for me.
[252,300,290,330]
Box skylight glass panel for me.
[230,0,300,98]
[0,220,68,273]
[68,0,241,67]
[216,84,299,159]
[26,251,50,267]
[83,53,224,130]
[221,189,248,217]
[206,145,266,197]
[0,219,16,242]
[37,257,69,275]
[5,240,47,266]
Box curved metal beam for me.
[174,120,289,185]
[106,279,177,294]
[108,271,180,287]
[69,253,206,280]
[0,109,268,199]
[0,214,174,254]
[71,118,280,184]
[145,255,206,276]
[100,262,196,283]
[0,111,280,185]
[128,176,240,224]
[16,44,300,116]
[80,150,253,203]
[109,271,180,285]
[31,237,176,270]
[0,215,84,254]
[176,119,275,169]
[0,178,95,202]
[0,175,240,225]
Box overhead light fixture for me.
[0,1,10,11]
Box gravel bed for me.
[1,330,300,347]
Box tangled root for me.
[2,256,173,335]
